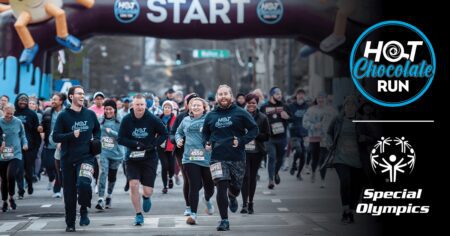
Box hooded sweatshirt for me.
[202,104,258,162]
[176,114,210,167]
[14,93,41,149]
[118,109,167,161]
[0,116,28,160]
[52,107,101,164]
[99,116,123,160]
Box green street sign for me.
[192,49,231,59]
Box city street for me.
[0,164,379,235]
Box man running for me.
[53,85,101,232]
[118,94,167,226]
[202,85,258,231]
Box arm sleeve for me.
[256,116,270,142]
[92,114,101,140]
[170,115,183,145]
[117,119,139,148]
[20,123,28,146]
[152,117,168,147]
[175,119,185,143]
[240,111,259,145]
[202,114,212,145]
[52,114,75,143]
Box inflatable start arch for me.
[0,0,359,100]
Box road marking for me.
[277,208,289,212]
[24,221,47,231]
[312,227,325,231]
[263,191,272,195]
[41,204,52,208]
[0,222,20,232]
[271,199,281,203]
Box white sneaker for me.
[184,207,191,216]
[320,34,346,52]
[52,192,62,198]
[47,182,53,191]
[203,197,215,215]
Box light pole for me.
[82,45,108,90]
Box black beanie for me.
[103,99,117,113]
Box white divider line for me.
[0,222,20,232]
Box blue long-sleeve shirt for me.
[176,114,211,167]
[99,117,123,160]
[0,117,28,160]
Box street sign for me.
[54,79,81,93]
[192,49,231,59]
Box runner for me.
[169,93,200,216]
[240,93,270,214]
[14,93,41,198]
[118,94,167,226]
[202,85,258,231]
[39,93,66,198]
[0,104,28,212]
[96,100,123,210]
[287,89,309,180]
[53,85,101,232]
[260,87,291,189]
[157,101,177,194]
[176,97,215,225]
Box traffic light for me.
[176,52,182,65]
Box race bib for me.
[2,147,14,159]
[245,140,256,151]
[210,162,223,179]
[189,149,205,161]
[129,150,146,159]
[271,122,285,135]
[79,163,94,180]
[101,137,115,149]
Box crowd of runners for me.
[0,84,377,232]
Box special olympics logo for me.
[350,21,436,107]
[370,137,416,183]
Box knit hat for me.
[269,87,281,97]
[162,100,174,110]
[103,99,117,113]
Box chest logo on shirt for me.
[72,121,89,132]
[132,128,148,138]
[295,109,306,118]
[215,117,232,129]
[17,115,27,124]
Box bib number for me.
[210,162,224,179]
[245,140,256,151]
[271,122,285,135]
[2,147,14,159]
[189,149,205,161]
[129,150,146,159]
[79,163,94,180]
[102,137,115,149]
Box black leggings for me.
[310,143,328,179]
[175,148,190,206]
[183,163,214,214]
[334,164,364,210]
[157,148,175,188]
[216,178,241,220]
[0,159,20,201]
[242,153,263,204]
